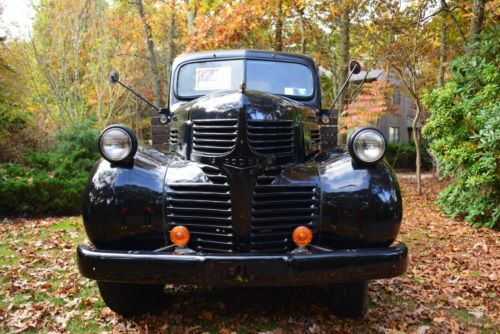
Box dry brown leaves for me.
[0,175,498,333]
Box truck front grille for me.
[250,170,319,253]
[192,119,238,156]
[166,166,233,253]
[247,120,295,156]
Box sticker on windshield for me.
[284,87,308,96]
[195,67,231,91]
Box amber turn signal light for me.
[292,226,313,247]
[170,226,190,247]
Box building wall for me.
[376,91,415,143]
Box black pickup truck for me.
[77,50,407,318]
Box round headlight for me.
[99,125,137,163]
[348,127,386,164]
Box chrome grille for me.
[192,119,238,156]
[167,166,233,253]
[247,120,295,156]
[250,169,319,253]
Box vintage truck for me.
[77,50,407,318]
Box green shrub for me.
[385,142,432,171]
[422,29,499,228]
[0,120,100,216]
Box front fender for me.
[317,152,402,248]
[82,149,170,249]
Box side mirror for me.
[349,60,361,75]
[109,70,120,84]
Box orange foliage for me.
[185,1,269,52]
[341,80,394,131]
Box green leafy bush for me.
[422,29,499,228]
[386,142,432,171]
[0,121,100,216]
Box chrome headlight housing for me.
[98,125,138,164]
[348,127,386,164]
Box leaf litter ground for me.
[0,175,498,333]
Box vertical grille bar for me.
[192,119,238,156]
[247,120,295,156]
[250,170,319,253]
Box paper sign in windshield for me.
[195,67,231,91]
[284,87,308,96]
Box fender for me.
[317,151,402,248]
[82,149,170,250]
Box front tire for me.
[327,281,368,318]
[97,281,164,317]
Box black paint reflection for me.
[317,153,402,248]
[83,151,168,250]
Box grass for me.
[0,217,110,333]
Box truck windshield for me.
[176,59,314,98]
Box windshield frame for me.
[173,57,316,101]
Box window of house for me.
[389,126,400,143]
[393,87,401,105]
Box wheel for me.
[97,281,164,317]
[327,281,368,318]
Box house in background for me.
[344,70,415,143]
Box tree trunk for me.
[185,0,197,36]
[274,0,284,52]
[136,0,163,107]
[412,99,423,195]
[469,0,485,46]
[337,7,350,119]
[166,0,176,90]
[299,12,306,53]
[292,1,306,53]
[438,15,447,86]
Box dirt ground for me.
[0,175,498,333]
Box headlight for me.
[348,127,386,164]
[99,125,137,164]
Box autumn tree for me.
[366,0,440,194]
[0,36,40,162]
[341,79,394,130]
[135,0,163,107]
[337,3,351,119]
[469,0,486,46]
[185,0,270,51]
[21,0,131,130]
[165,0,177,88]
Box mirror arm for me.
[327,65,358,116]
[113,79,160,111]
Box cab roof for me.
[172,49,317,69]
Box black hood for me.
[172,89,316,123]
[169,90,319,166]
